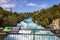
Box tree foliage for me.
[0,7,33,27]
[32,4,60,28]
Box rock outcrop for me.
[49,18,60,34]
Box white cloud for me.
[0,3,16,8]
[39,4,47,8]
[0,0,9,3]
[0,0,6,3]
[26,3,47,8]
[0,0,16,8]
[26,3,37,6]
[0,0,27,8]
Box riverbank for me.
[0,7,33,27]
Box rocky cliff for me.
[49,18,60,34]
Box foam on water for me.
[5,17,60,40]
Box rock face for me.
[52,18,60,29]
[49,18,60,34]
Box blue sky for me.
[0,0,60,13]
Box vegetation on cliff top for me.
[0,7,33,27]
[32,4,60,28]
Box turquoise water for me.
[5,17,60,40]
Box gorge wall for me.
[49,18,60,34]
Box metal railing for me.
[0,29,60,40]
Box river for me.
[5,17,60,40]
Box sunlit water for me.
[5,17,60,40]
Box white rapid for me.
[5,17,60,40]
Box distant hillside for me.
[0,7,33,27]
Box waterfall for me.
[5,17,60,40]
